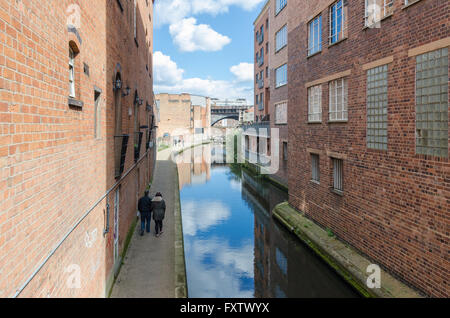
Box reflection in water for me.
[177,144,359,298]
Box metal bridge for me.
[210,105,252,126]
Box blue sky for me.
[153,0,267,103]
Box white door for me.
[114,189,120,262]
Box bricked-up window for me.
[308,85,322,122]
[329,78,348,121]
[332,158,343,192]
[367,64,388,150]
[275,102,287,124]
[276,0,287,15]
[275,64,287,88]
[415,48,448,158]
[94,90,101,139]
[283,142,288,161]
[364,0,394,28]
[311,154,320,182]
[69,47,75,98]
[308,15,322,56]
[276,25,287,52]
[329,0,347,44]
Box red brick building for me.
[288,0,449,297]
[0,0,156,297]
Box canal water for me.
[176,144,359,298]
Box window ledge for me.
[307,50,322,59]
[402,0,424,10]
[307,120,322,124]
[328,119,348,123]
[328,37,348,49]
[274,123,287,126]
[68,97,83,108]
[310,180,320,185]
[275,83,287,89]
[331,188,344,196]
[275,45,287,54]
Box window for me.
[367,64,388,150]
[415,48,448,158]
[275,102,287,124]
[259,93,264,110]
[276,0,287,15]
[308,85,322,122]
[329,0,347,44]
[94,90,101,138]
[266,42,269,55]
[329,78,348,121]
[311,154,320,182]
[308,15,322,56]
[266,66,269,78]
[332,158,343,192]
[134,0,137,40]
[69,47,75,98]
[275,64,287,88]
[283,142,288,161]
[276,25,287,52]
[365,0,394,27]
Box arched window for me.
[68,41,80,99]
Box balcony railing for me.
[258,54,264,66]
[257,32,264,44]
[257,78,264,89]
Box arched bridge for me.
[211,105,252,126]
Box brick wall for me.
[0,0,155,297]
[288,0,449,297]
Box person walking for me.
[138,190,153,236]
[152,192,166,237]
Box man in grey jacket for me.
[152,192,166,237]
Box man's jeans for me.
[141,212,151,233]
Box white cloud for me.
[155,0,265,27]
[169,18,231,52]
[154,52,254,103]
[230,63,254,82]
[153,51,184,85]
[182,200,231,236]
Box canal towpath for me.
[110,148,187,298]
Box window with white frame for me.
[69,47,75,98]
[329,0,347,44]
[276,25,287,52]
[367,64,388,150]
[415,48,448,158]
[332,158,343,192]
[329,78,348,121]
[275,102,288,124]
[275,64,287,88]
[311,154,320,182]
[308,85,322,122]
[276,0,287,15]
[365,0,394,27]
[308,15,322,56]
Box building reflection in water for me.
[177,144,359,298]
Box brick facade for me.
[0,0,156,297]
[288,0,449,297]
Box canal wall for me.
[272,202,423,298]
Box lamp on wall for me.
[113,78,122,91]
[122,86,131,97]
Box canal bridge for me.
[211,105,252,126]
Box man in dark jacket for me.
[152,192,166,237]
[138,190,153,236]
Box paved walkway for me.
[111,149,180,298]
